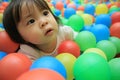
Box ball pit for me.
[0,0,120,80]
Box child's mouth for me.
[45,29,53,36]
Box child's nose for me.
[41,21,48,27]
[39,18,48,28]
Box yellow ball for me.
[0,13,3,23]
[83,48,107,60]
[81,13,93,26]
[95,4,108,15]
[56,53,77,80]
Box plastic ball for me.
[90,24,110,42]
[77,6,84,11]
[67,3,76,9]
[109,37,120,54]
[95,4,108,15]
[74,31,96,51]
[95,14,112,27]
[84,4,95,16]
[30,56,67,79]
[81,13,93,26]
[57,40,80,57]
[73,53,111,80]
[109,58,120,80]
[111,12,120,24]
[54,9,61,16]
[84,48,107,60]
[0,31,20,53]
[0,13,3,23]
[17,68,65,80]
[67,14,84,31]
[110,22,120,38]
[0,51,7,60]
[109,6,119,13]
[55,1,64,10]
[56,53,77,80]
[59,16,68,25]
[96,40,117,61]
[0,53,32,80]
[64,7,76,19]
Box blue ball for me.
[54,9,61,16]
[84,4,95,16]
[90,24,110,42]
[64,7,76,19]
[30,56,67,79]
[0,51,7,60]
[95,14,111,28]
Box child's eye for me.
[27,19,35,25]
[43,10,49,16]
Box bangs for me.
[13,0,50,26]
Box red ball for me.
[57,40,80,57]
[17,68,65,80]
[110,22,120,38]
[111,12,120,24]
[55,1,64,10]
[0,31,19,53]
[0,53,32,80]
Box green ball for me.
[109,37,120,54]
[109,6,119,13]
[74,31,96,51]
[96,40,117,61]
[109,58,120,80]
[67,14,84,32]
[73,52,111,80]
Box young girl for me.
[3,0,76,61]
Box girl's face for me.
[17,3,58,45]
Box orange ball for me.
[0,53,32,80]
[0,31,19,53]
[57,40,80,57]
[17,68,65,80]
[110,22,120,38]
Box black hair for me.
[3,0,60,49]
